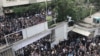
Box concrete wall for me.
[29,0,37,3]
[12,22,73,51]
[2,0,51,7]
[51,22,68,47]
[22,22,48,39]
[94,28,100,37]
[2,0,30,7]
[0,0,4,15]
[36,0,51,2]
[12,22,49,51]
[12,30,51,51]
[12,22,69,51]
[55,25,67,41]
[54,23,67,44]
[0,0,3,6]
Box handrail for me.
[4,30,22,37]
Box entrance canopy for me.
[72,28,91,37]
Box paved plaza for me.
[83,12,100,25]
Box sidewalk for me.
[83,12,100,25]
[76,12,100,28]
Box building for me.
[2,0,51,7]
[0,0,3,15]
[0,0,51,16]
[0,0,67,56]
[0,21,70,56]
[0,19,94,56]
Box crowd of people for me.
[50,36,100,56]
[15,35,51,56]
[0,10,46,46]
[6,31,23,44]
[15,32,100,56]
[1,6,99,56]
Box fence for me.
[0,31,23,47]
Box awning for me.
[72,28,91,37]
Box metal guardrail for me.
[0,30,23,48]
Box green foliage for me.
[46,16,52,21]
[13,6,27,15]
[13,2,46,15]
[87,0,100,11]
[12,0,97,23]
[51,0,96,22]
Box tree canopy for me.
[12,0,98,22]
[51,0,97,22]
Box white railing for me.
[0,30,23,47]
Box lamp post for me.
[53,12,58,24]
[45,0,48,15]
[87,0,94,17]
[87,0,90,7]
[90,5,94,17]
[53,17,57,24]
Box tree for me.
[51,0,96,22]
[51,0,76,22]
[13,7,27,16]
